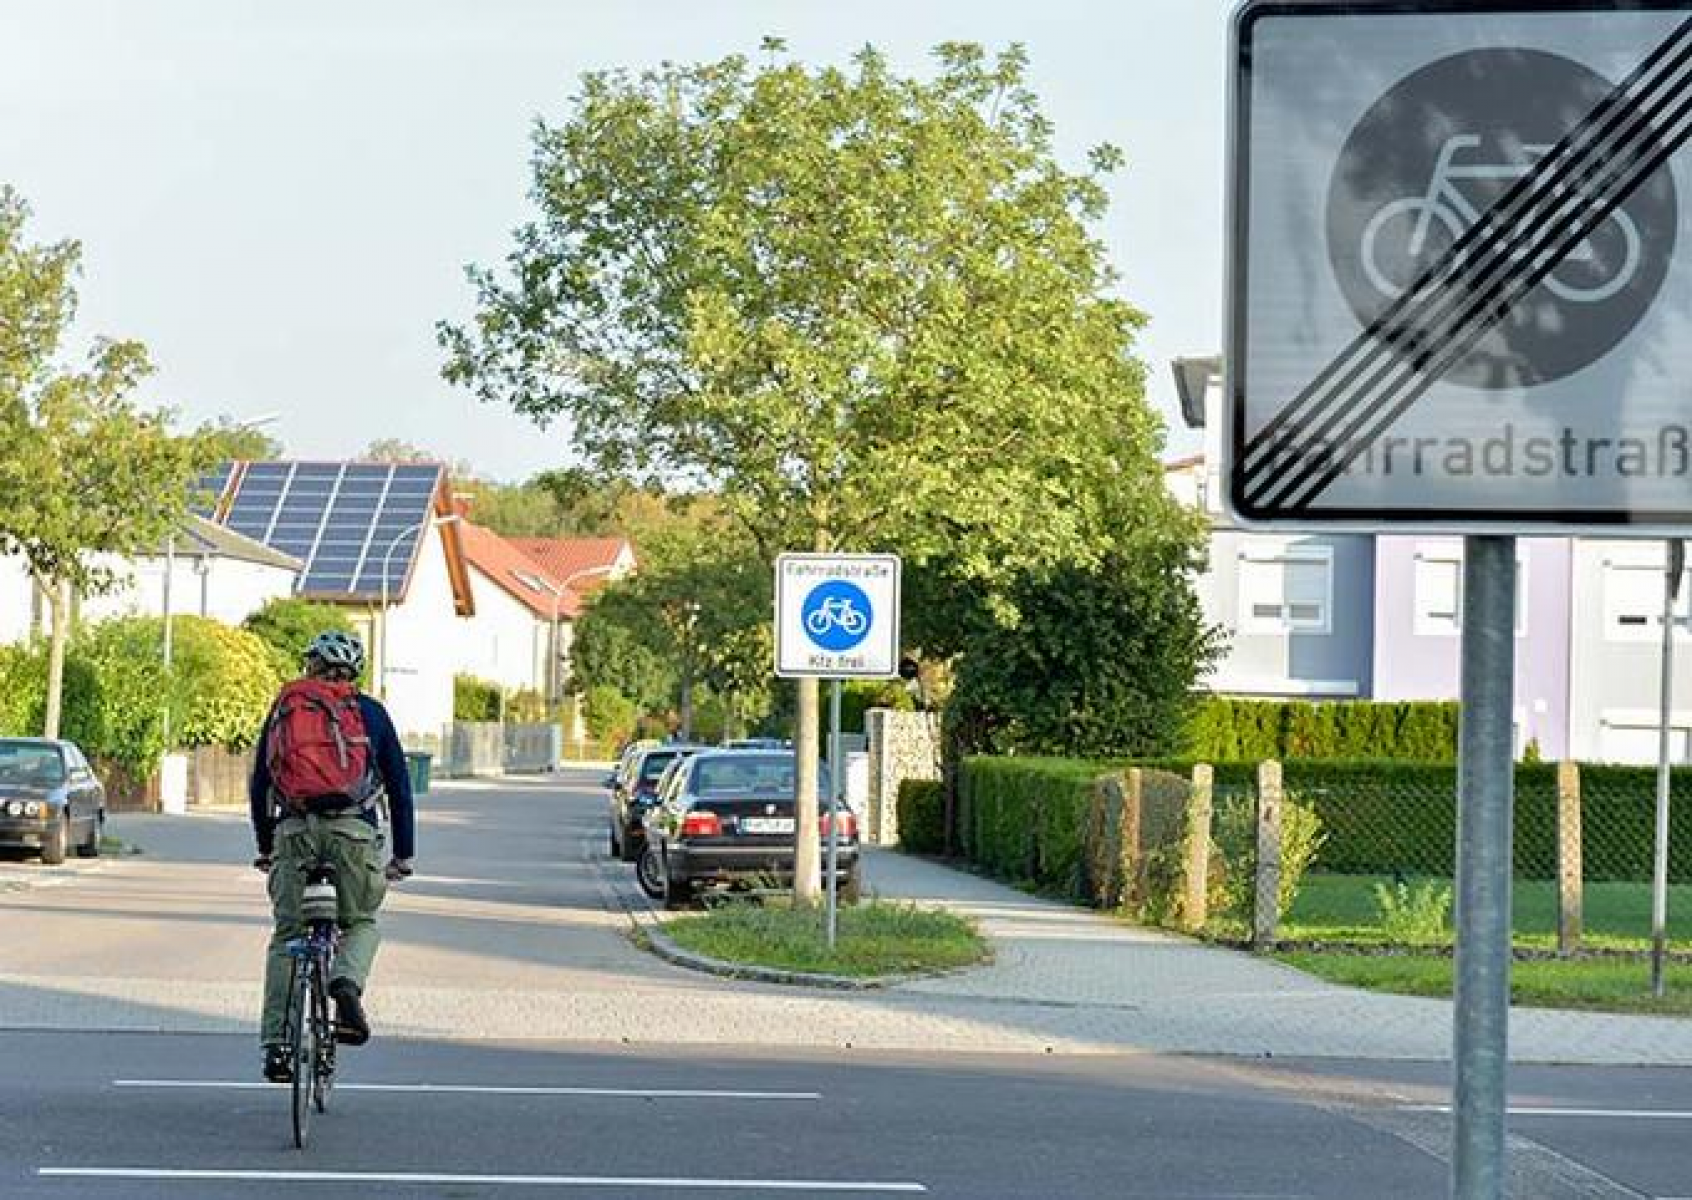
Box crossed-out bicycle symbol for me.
[1359,133,1641,304]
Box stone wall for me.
[864,708,942,846]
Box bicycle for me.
[280,858,341,1149]
[804,597,867,637]
[1359,132,1641,304]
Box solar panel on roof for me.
[209,460,445,602]
[191,465,233,517]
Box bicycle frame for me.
[1410,134,1599,264]
[281,859,341,1149]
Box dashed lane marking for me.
[37,1168,926,1193]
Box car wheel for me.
[77,812,103,858]
[661,863,694,911]
[40,811,69,866]
[635,844,666,900]
[620,829,641,863]
[609,825,621,859]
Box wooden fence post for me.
[1183,764,1215,931]
[1254,760,1283,950]
[1556,760,1582,956]
[1117,768,1144,907]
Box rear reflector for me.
[682,811,722,838]
[822,810,857,839]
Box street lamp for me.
[378,512,462,700]
[542,564,619,706]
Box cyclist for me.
[250,631,416,1084]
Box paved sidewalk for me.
[865,849,1692,1065]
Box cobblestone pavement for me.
[2,775,1689,1066]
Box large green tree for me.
[443,42,1190,899]
[0,189,209,738]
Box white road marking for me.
[38,1168,925,1192]
[1401,1104,1692,1120]
[112,1079,820,1100]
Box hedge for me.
[896,780,945,854]
[1185,697,1460,763]
[959,757,1117,899]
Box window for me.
[1238,544,1332,634]
[1600,719,1691,764]
[1603,553,1691,642]
[1411,543,1528,636]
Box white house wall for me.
[380,531,465,739]
[80,555,296,627]
[455,572,549,694]
[0,557,36,643]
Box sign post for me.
[1229,5,1692,1194]
[775,554,901,948]
[1654,539,1686,997]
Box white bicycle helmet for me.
[305,630,366,677]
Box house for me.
[1170,356,1692,765]
[79,515,303,627]
[203,460,475,739]
[508,535,636,698]
[452,522,565,697]
[1169,357,1376,701]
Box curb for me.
[585,836,950,991]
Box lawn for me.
[1278,950,1692,1017]
[663,899,988,978]
[1278,872,1692,950]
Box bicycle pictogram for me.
[1359,133,1642,305]
[804,596,868,638]
[800,581,874,653]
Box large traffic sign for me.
[1227,1,1692,530]
[774,554,901,679]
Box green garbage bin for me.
[404,751,433,796]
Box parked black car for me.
[0,738,106,865]
[636,749,860,908]
[607,743,705,862]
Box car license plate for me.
[740,817,794,834]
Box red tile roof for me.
[511,537,633,594]
[457,523,572,619]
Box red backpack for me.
[266,679,378,813]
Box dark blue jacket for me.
[249,693,416,860]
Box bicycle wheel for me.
[290,961,315,1149]
[311,968,335,1114]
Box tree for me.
[242,597,356,679]
[195,415,283,462]
[0,190,210,738]
[443,43,1186,900]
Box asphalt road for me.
[0,770,1687,1197]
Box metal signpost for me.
[1229,4,1692,1195]
[774,553,901,948]
[1655,539,1686,997]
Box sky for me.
[1,0,1232,481]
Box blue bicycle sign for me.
[801,581,873,652]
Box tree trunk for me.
[43,577,69,739]
[678,658,695,741]
[792,675,822,904]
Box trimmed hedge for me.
[896,780,945,854]
[960,757,1116,899]
[1186,697,1460,763]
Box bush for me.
[959,757,1113,897]
[504,688,550,723]
[1373,879,1453,945]
[242,598,356,680]
[1184,698,1460,763]
[453,675,502,722]
[164,618,282,749]
[1212,789,1326,926]
[583,684,639,744]
[897,780,945,854]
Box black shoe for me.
[328,978,370,1046]
[263,1044,293,1083]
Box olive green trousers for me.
[259,813,388,1045]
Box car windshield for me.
[693,756,799,797]
[0,742,65,786]
[638,752,680,783]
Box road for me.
[0,770,1685,1198]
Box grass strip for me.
[664,899,987,978]
[1278,950,1692,1016]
